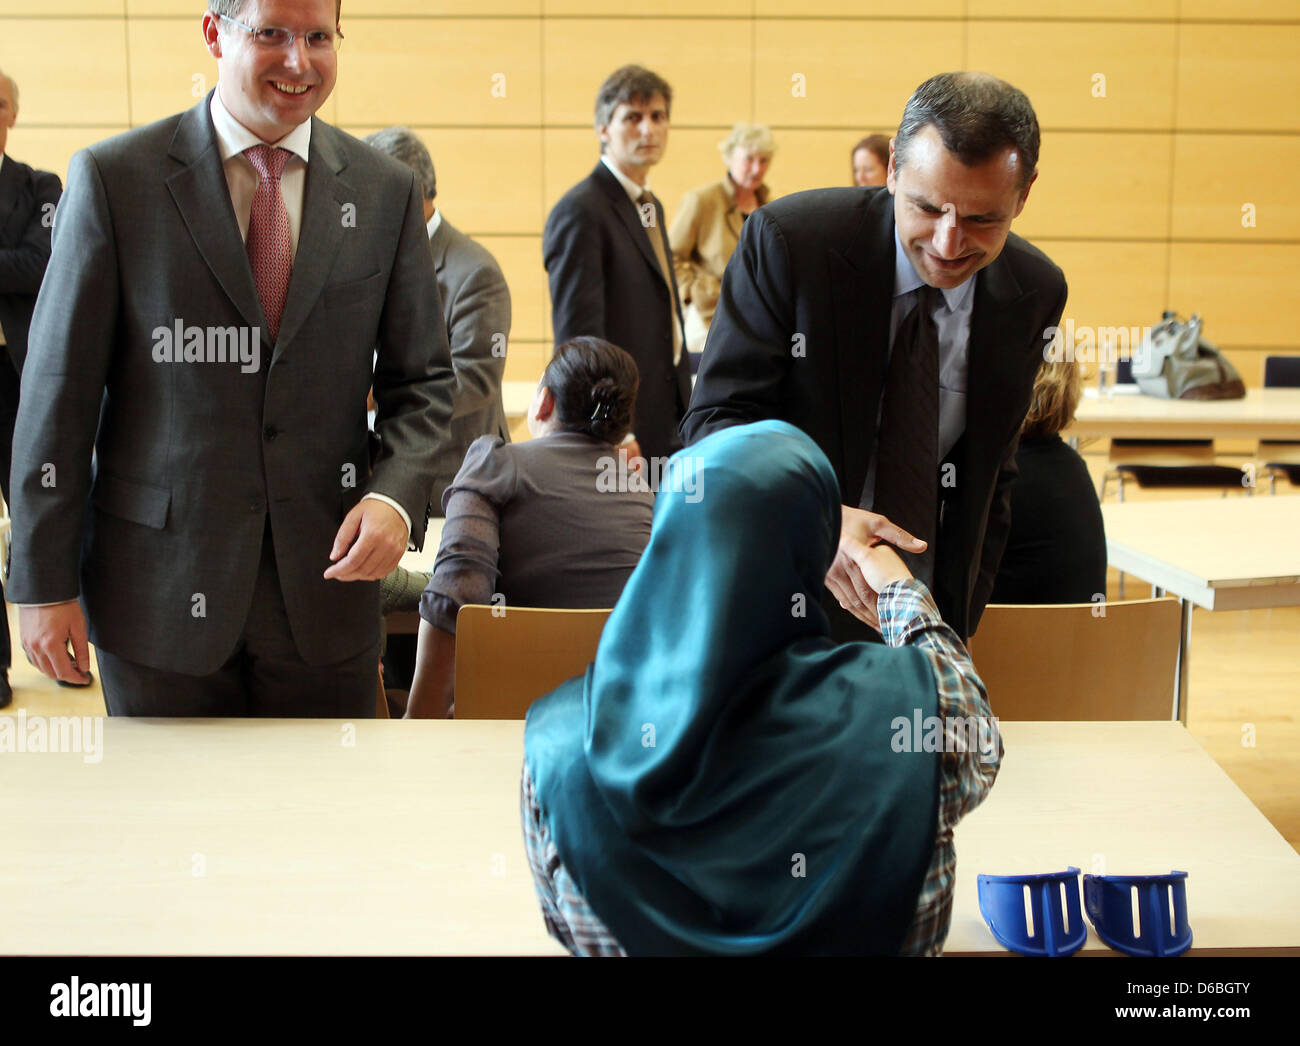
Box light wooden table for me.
[1068,386,1300,441]
[2,720,1296,955]
[1102,497,1300,720]
[945,722,1300,956]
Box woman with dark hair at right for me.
[990,359,1107,605]
[404,337,653,718]
[851,133,889,186]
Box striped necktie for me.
[871,284,943,585]
[638,189,683,365]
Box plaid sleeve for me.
[520,763,627,957]
[878,578,1003,956]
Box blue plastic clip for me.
[1083,871,1192,957]
[977,868,1087,957]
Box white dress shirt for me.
[600,154,647,204]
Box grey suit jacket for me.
[7,93,454,674]
[428,215,511,510]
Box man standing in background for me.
[0,67,63,708]
[365,126,511,510]
[543,64,690,464]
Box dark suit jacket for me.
[0,155,63,429]
[681,186,1067,640]
[543,161,691,462]
[428,215,511,509]
[990,434,1107,605]
[7,93,454,674]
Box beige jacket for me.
[669,177,770,330]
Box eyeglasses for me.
[218,14,344,52]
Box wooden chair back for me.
[969,598,1182,720]
[454,605,612,719]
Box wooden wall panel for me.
[1176,25,1300,132]
[337,18,541,126]
[1171,135,1300,242]
[0,19,130,125]
[1016,132,1172,241]
[1169,244,1300,347]
[127,18,220,127]
[754,20,963,128]
[542,19,751,127]
[968,22,1177,130]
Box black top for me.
[991,435,1107,605]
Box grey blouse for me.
[418,432,654,631]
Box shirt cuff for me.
[361,493,413,548]
[876,577,944,647]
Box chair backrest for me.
[1108,439,1215,465]
[1263,355,1300,388]
[1259,356,1300,456]
[454,605,613,719]
[969,598,1182,720]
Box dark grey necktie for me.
[871,284,942,584]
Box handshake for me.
[824,506,924,632]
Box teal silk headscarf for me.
[524,420,941,955]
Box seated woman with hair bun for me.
[404,337,654,718]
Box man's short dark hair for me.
[594,65,672,134]
[363,126,436,202]
[894,72,1039,191]
[208,1,343,23]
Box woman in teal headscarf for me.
[521,420,1001,955]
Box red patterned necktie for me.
[244,144,293,343]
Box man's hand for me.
[324,498,409,581]
[20,601,93,685]
[825,505,924,629]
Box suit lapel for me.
[164,96,264,335]
[273,119,349,361]
[592,162,665,285]
[829,188,894,502]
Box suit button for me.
[249,498,261,513]
[263,425,278,441]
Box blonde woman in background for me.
[669,123,774,360]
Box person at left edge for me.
[0,66,63,709]
[8,0,454,716]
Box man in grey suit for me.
[364,126,511,510]
[9,0,454,716]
